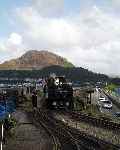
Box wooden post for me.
[1,124,3,150]
[90,93,92,104]
[75,122,77,129]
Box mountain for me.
[0,50,113,84]
[0,50,74,70]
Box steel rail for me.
[36,109,80,150]
[34,110,61,150]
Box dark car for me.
[114,112,120,117]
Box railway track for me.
[34,111,61,150]
[35,109,120,150]
[60,110,120,132]
[49,111,120,150]
[67,125,119,150]
[35,109,80,150]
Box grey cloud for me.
[31,0,64,17]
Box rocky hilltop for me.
[0,50,74,70]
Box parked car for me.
[101,100,112,109]
[114,112,120,117]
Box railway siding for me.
[54,111,120,146]
[64,111,120,131]
[36,109,120,150]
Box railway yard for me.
[1,84,120,150]
[1,0,120,148]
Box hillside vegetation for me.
[0,66,109,84]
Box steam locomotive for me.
[44,76,73,109]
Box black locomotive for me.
[44,76,73,109]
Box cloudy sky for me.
[0,0,120,75]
